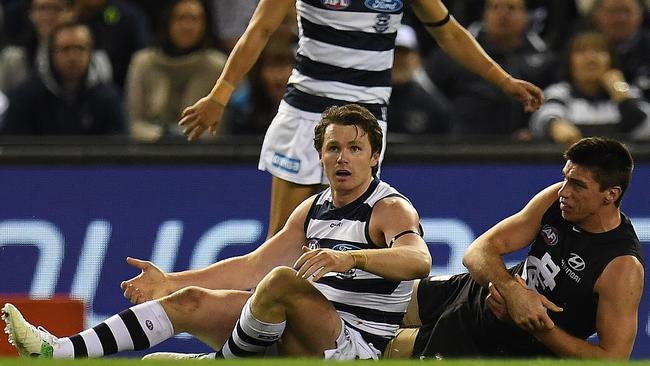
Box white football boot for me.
[2,303,59,358]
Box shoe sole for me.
[2,304,16,346]
[2,303,28,357]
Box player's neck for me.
[578,207,622,233]
[331,177,373,208]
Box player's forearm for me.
[208,0,289,106]
[463,238,514,289]
[166,256,261,292]
[533,327,630,359]
[431,19,510,89]
[207,29,270,106]
[350,247,431,280]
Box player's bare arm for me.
[365,196,431,280]
[409,0,543,112]
[531,255,644,358]
[463,183,563,332]
[294,196,431,281]
[179,0,294,140]
[121,195,315,304]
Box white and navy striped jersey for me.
[285,0,405,121]
[530,82,650,139]
[304,178,415,350]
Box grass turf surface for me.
[0,359,648,365]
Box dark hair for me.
[564,137,633,206]
[158,0,210,53]
[555,30,617,82]
[313,104,383,176]
[591,0,645,15]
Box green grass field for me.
[0,359,649,366]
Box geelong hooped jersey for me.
[304,178,414,349]
[285,0,405,121]
[518,200,643,339]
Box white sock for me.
[60,301,173,358]
[220,298,286,358]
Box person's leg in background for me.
[266,177,320,237]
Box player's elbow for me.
[412,251,432,278]
[462,245,480,272]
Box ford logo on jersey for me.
[322,0,350,10]
[365,0,403,12]
[332,243,361,251]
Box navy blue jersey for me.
[518,200,644,339]
[415,199,643,357]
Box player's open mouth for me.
[335,170,351,177]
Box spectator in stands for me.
[0,0,112,93]
[125,0,226,141]
[0,90,7,128]
[423,0,580,52]
[388,24,450,136]
[591,0,650,100]
[0,3,4,43]
[209,0,257,53]
[228,36,296,135]
[1,22,126,135]
[424,0,556,139]
[72,0,151,90]
[530,31,650,145]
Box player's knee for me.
[166,286,208,311]
[256,266,302,300]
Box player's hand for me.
[179,95,225,141]
[120,257,171,304]
[293,246,355,281]
[549,119,582,146]
[504,274,563,333]
[486,282,512,323]
[501,77,544,112]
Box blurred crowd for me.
[0,0,648,147]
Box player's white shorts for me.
[323,319,382,360]
[258,101,387,185]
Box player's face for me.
[320,123,379,196]
[558,161,610,229]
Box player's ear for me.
[371,151,380,167]
[604,186,621,204]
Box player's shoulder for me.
[373,194,419,224]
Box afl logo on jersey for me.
[540,224,559,246]
[568,253,586,271]
[365,0,403,12]
[322,0,350,10]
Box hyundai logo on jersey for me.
[365,0,403,12]
[541,224,559,246]
[322,0,350,9]
[568,253,586,271]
